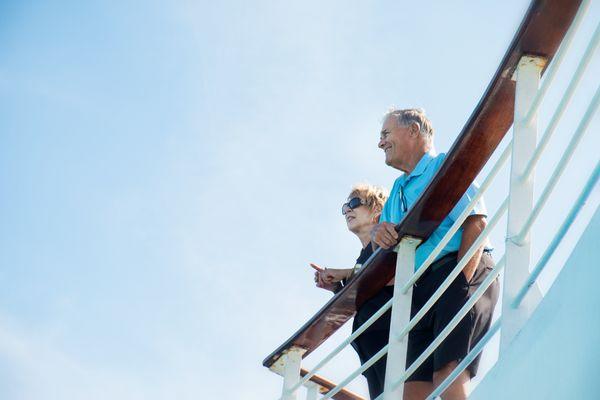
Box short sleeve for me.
[380,198,391,223]
[448,180,488,222]
[380,178,402,224]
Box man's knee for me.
[433,361,458,381]
[403,381,434,400]
[432,361,470,400]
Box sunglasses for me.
[342,197,366,215]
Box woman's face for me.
[343,196,377,234]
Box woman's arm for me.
[310,263,353,292]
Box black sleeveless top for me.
[350,243,393,334]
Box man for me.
[370,108,499,400]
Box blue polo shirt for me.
[380,151,487,271]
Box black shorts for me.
[406,251,499,382]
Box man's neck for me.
[401,149,427,175]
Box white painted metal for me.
[304,382,319,400]
[516,85,600,244]
[280,348,304,400]
[501,55,545,350]
[514,162,600,308]
[383,236,421,400]
[522,19,600,181]
[522,0,590,125]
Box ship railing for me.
[263,1,599,398]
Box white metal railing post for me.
[501,55,546,350]
[383,236,421,399]
[276,347,304,400]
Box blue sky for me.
[1,1,598,398]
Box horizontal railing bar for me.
[285,300,393,394]
[425,320,501,400]
[401,141,512,294]
[513,162,600,308]
[394,198,508,342]
[515,84,600,243]
[521,19,600,181]
[522,0,591,126]
[389,256,506,393]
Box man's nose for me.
[378,138,385,148]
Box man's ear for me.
[410,122,420,137]
[372,211,382,224]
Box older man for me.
[371,109,498,400]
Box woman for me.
[311,183,391,399]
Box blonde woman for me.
[311,184,390,399]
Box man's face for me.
[378,116,413,169]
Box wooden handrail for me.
[264,0,582,369]
[301,368,365,400]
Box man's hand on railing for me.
[370,222,399,249]
[310,263,352,292]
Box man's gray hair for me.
[384,108,434,143]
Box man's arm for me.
[370,222,399,250]
[458,215,487,282]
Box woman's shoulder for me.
[356,243,374,264]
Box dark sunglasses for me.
[342,197,366,215]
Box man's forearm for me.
[458,216,487,282]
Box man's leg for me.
[432,361,470,400]
[430,253,499,400]
[403,381,434,400]
[403,330,435,400]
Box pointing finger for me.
[309,263,325,272]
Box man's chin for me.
[384,157,403,170]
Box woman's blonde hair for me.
[348,183,389,215]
